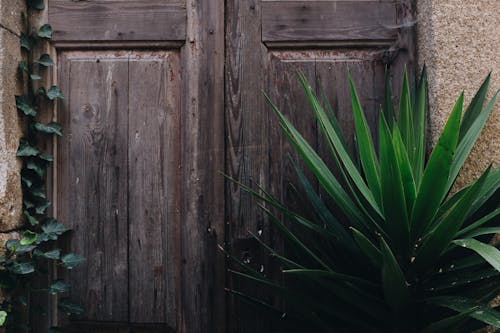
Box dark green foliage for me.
[229,68,500,332]
[0,1,84,331]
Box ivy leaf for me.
[30,74,42,81]
[30,186,46,199]
[23,198,35,209]
[11,262,35,275]
[17,140,39,157]
[35,200,51,215]
[61,253,85,270]
[24,210,39,225]
[38,24,52,39]
[34,121,62,136]
[42,219,70,239]
[21,175,34,188]
[58,298,84,314]
[16,95,37,116]
[20,230,37,245]
[46,86,64,100]
[49,280,69,294]
[27,0,45,10]
[39,153,54,162]
[36,54,54,67]
[20,33,34,51]
[38,249,61,260]
[6,239,36,254]
[26,160,45,177]
[18,60,29,73]
[0,311,6,326]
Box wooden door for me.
[225,0,416,332]
[36,1,225,332]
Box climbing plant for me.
[0,1,84,331]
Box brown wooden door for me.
[38,1,225,332]
[225,1,415,332]
[35,0,415,332]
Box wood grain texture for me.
[49,1,186,41]
[225,0,276,331]
[178,0,225,332]
[128,53,181,326]
[262,1,398,42]
[58,53,130,322]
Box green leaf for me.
[379,114,410,254]
[42,219,70,240]
[461,227,500,239]
[11,262,35,275]
[20,230,37,245]
[20,33,34,51]
[58,298,84,314]
[411,93,463,240]
[265,94,366,228]
[46,86,64,100]
[447,91,498,192]
[36,54,54,67]
[17,139,39,157]
[34,121,62,136]
[30,74,42,81]
[24,210,38,225]
[380,237,410,309]
[453,239,500,272]
[412,67,427,185]
[27,0,45,10]
[458,208,500,237]
[415,166,491,270]
[27,160,45,177]
[0,311,6,326]
[296,73,382,217]
[18,60,29,73]
[459,73,491,140]
[16,95,37,116]
[35,200,51,215]
[420,308,476,333]
[39,153,54,162]
[38,24,52,38]
[347,72,382,207]
[350,227,382,267]
[397,69,414,160]
[49,280,69,294]
[429,296,500,328]
[40,249,61,260]
[61,253,85,269]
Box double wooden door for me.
[36,1,415,332]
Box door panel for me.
[43,0,225,331]
[226,0,415,331]
[49,1,186,41]
[58,51,181,328]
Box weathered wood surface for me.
[127,53,181,325]
[58,53,130,322]
[49,1,186,41]
[262,1,398,43]
[179,0,226,332]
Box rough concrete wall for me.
[0,0,25,231]
[417,0,499,188]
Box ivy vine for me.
[0,1,84,331]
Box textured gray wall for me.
[0,0,24,231]
[417,0,499,188]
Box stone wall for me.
[0,0,24,233]
[417,0,499,188]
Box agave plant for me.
[228,68,500,333]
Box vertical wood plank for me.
[128,52,181,327]
[59,54,129,322]
[224,0,274,332]
[179,0,225,332]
